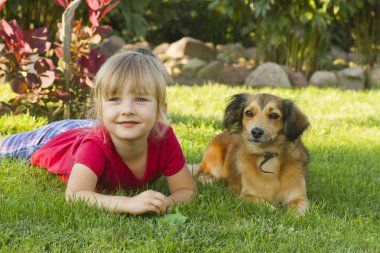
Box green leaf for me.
[158,207,188,225]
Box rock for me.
[331,47,348,62]
[166,37,216,61]
[288,71,308,88]
[196,61,224,81]
[337,66,365,90]
[216,43,246,63]
[98,35,125,57]
[245,47,256,60]
[244,62,292,88]
[368,66,380,89]
[182,58,207,75]
[153,43,170,55]
[309,71,338,88]
[222,65,252,85]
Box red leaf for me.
[0,0,6,12]
[0,19,15,37]
[88,10,99,27]
[80,49,106,74]
[23,27,51,54]
[10,77,28,94]
[99,0,120,21]
[54,88,72,102]
[94,25,113,36]
[25,73,40,89]
[8,20,23,42]
[40,70,55,88]
[52,0,69,8]
[35,58,56,74]
[55,47,64,58]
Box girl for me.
[0,48,195,215]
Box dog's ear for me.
[283,100,310,141]
[224,93,250,132]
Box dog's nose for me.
[251,127,264,138]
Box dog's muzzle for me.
[249,127,272,144]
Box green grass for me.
[1,84,379,252]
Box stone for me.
[98,35,125,57]
[244,62,292,88]
[196,61,224,81]
[368,66,380,89]
[337,66,365,90]
[166,37,216,61]
[309,71,338,88]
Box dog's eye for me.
[245,110,253,117]
[269,113,280,119]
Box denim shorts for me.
[0,119,99,160]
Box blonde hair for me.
[88,48,173,138]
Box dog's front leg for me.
[285,197,308,215]
[240,191,276,211]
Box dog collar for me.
[259,152,278,174]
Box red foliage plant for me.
[0,0,119,119]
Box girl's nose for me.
[120,100,136,115]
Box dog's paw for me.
[196,173,217,184]
[286,198,308,216]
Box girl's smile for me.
[117,120,140,127]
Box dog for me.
[196,93,310,214]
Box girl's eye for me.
[269,113,280,119]
[245,110,253,117]
[109,97,121,102]
[135,97,148,102]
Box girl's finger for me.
[150,198,166,215]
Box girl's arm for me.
[165,165,196,208]
[65,163,168,215]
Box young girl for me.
[0,48,195,215]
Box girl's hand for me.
[125,190,170,215]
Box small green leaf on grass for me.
[158,207,188,225]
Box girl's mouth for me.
[118,121,139,126]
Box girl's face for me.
[101,88,158,143]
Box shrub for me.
[0,0,119,120]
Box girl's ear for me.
[283,100,310,141]
[223,93,250,132]
[163,102,168,114]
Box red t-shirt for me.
[30,125,186,192]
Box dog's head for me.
[224,93,309,144]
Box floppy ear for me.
[223,93,250,132]
[283,100,310,141]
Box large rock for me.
[98,35,125,57]
[123,41,151,51]
[166,37,216,61]
[289,71,308,88]
[182,58,207,75]
[337,67,365,90]
[152,42,170,55]
[244,62,291,88]
[309,71,338,88]
[196,61,224,81]
[217,43,246,63]
[368,65,380,89]
[222,65,252,85]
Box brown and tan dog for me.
[197,93,310,214]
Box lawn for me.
[0,84,379,252]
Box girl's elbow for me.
[65,187,76,202]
